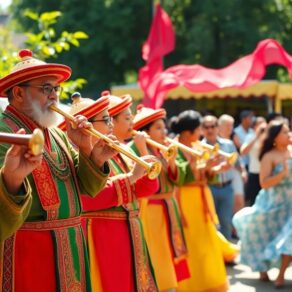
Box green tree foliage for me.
[164,0,292,81]
[1,10,88,99]
[11,0,153,96]
[0,26,19,78]
[10,0,292,96]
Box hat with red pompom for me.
[0,49,72,97]
[133,104,166,130]
[58,93,109,131]
[101,90,132,117]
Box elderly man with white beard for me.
[0,49,115,292]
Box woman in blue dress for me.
[233,120,292,288]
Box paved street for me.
[228,264,292,291]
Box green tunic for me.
[0,105,109,291]
[0,175,32,242]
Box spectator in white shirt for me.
[240,116,267,205]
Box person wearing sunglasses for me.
[0,49,112,291]
[202,115,240,241]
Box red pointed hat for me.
[101,90,132,117]
[133,105,166,130]
[0,49,72,97]
[58,95,109,130]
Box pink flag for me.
[139,3,175,108]
[148,38,292,108]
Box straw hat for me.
[0,49,72,97]
[101,90,132,117]
[58,95,109,130]
[133,105,166,130]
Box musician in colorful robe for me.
[130,105,191,292]
[169,110,238,292]
[0,50,112,291]
[65,92,159,292]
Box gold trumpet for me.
[0,129,44,156]
[132,130,177,160]
[196,141,238,165]
[50,104,162,179]
[166,137,210,160]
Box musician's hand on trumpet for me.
[132,130,177,161]
[1,128,43,195]
[127,155,160,184]
[132,131,149,156]
[66,115,118,167]
[50,104,161,179]
[90,134,118,167]
[204,154,221,171]
[161,139,178,163]
[66,114,95,157]
[195,141,238,166]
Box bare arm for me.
[240,136,257,156]
[233,133,241,150]
[241,127,265,156]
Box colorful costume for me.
[0,50,109,292]
[0,106,109,291]
[83,154,158,292]
[0,175,31,242]
[69,93,159,292]
[132,106,190,291]
[175,149,233,292]
[233,159,292,271]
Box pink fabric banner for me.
[140,37,292,109]
[139,3,175,108]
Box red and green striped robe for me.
[0,105,109,292]
[81,153,158,292]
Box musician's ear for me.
[12,86,25,102]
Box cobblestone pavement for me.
[228,264,292,291]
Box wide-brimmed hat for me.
[58,95,109,130]
[0,49,72,97]
[133,105,166,130]
[101,90,132,117]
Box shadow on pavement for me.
[227,264,292,291]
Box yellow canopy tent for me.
[112,80,291,113]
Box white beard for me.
[24,96,60,128]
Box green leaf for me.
[48,28,56,38]
[63,43,70,51]
[40,11,62,22]
[41,46,55,56]
[54,44,63,53]
[73,31,88,39]
[61,31,69,38]
[70,38,80,47]
[23,10,39,20]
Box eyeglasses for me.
[20,84,63,97]
[203,124,217,130]
[90,116,113,126]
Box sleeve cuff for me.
[79,152,110,178]
[0,171,32,214]
[112,174,135,205]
